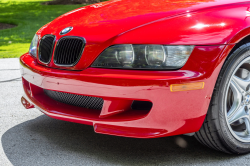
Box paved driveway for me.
[0,58,249,166]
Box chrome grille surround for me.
[44,89,104,110]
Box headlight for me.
[29,34,39,58]
[91,45,194,69]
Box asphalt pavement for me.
[1,58,250,166]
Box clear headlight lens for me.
[146,45,166,66]
[115,45,134,66]
[92,44,194,69]
[29,34,39,58]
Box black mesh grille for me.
[44,89,104,110]
[39,35,55,63]
[54,37,85,66]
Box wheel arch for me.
[201,28,250,124]
[228,27,250,56]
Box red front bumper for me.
[20,45,232,138]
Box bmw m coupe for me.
[20,0,250,154]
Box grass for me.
[0,0,83,58]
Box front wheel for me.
[195,43,250,154]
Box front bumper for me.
[20,45,232,138]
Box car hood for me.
[40,0,248,43]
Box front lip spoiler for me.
[93,123,168,138]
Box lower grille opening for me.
[44,89,104,110]
[131,101,153,111]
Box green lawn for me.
[0,0,83,58]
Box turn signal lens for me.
[166,46,194,67]
[170,82,205,92]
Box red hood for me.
[39,0,249,43]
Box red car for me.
[20,0,250,154]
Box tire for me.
[195,43,250,154]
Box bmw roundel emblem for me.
[60,27,73,35]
